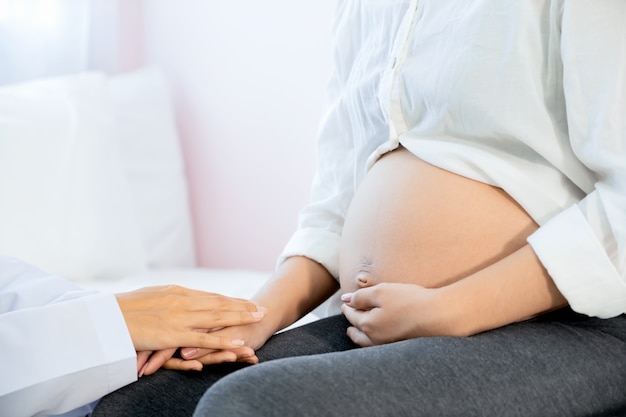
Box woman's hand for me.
[139,321,271,374]
[139,324,266,374]
[155,255,339,372]
[167,321,270,370]
[341,246,569,347]
[340,282,449,346]
[115,285,266,353]
[138,345,259,376]
[136,350,152,375]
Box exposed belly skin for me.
[339,146,538,294]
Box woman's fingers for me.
[162,357,204,372]
[159,346,258,371]
[176,331,248,351]
[342,295,380,347]
[115,285,269,375]
[237,354,259,365]
[346,326,374,347]
[180,344,257,360]
[186,346,258,366]
[136,350,152,374]
[142,344,259,374]
[340,295,380,346]
[341,286,380,310]
[141,348,178,376]
[340,303,368,333]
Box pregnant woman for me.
[94,2,626,416]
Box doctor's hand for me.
[340,282,448,347]
[115,285,266,354]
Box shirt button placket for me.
[388,0,420,146]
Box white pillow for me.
[108,68,196,268]
[0,73,148,280]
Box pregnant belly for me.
[339,146,538,294]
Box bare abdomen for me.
[339,146,537,293]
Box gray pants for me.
[94,310,626,417]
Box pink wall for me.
[124,1,336,271]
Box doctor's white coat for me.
[0,255,136,417]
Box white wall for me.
[137,1,336,271]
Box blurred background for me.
[0,0,336,272]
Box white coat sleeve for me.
[528,2,626,318]
[0,254,137,417]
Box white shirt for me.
[0,254,137,417]
[279,0,626,318]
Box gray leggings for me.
[94,310,626,417]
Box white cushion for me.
[108,68,196,268]
[0,73,148,280]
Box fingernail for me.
[341,293,353,302]
[251,311,265,319]
[253,302,267,312]
[138,362,149,378]
[181,347,197,359]
[231,339,245,346]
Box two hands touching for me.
[115,248,565,375]
[115,279,447,377]
[114,285,268,377]
[114,269,471,377]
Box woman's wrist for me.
[250,304,291,344]
[429,284,479,337]
[253,256,338,333]
[432,245,568,338]
[409,285,469,337]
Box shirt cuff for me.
[528,204,626,318]
[276,228,341,280]
[86,293,137,392]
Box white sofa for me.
[0,68,321,329]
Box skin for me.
[176,245,565,363]
[114,285,266,375]
[337,147,568,345]
[144,257,338,370]
[341,244,567,345]
[156,148,568,368]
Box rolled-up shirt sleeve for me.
[0,255,136,417]
[276,76,354,279]
[528,2,626,318]
[277,1,402,279]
